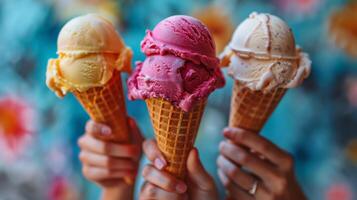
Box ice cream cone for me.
[74,70,133,184]
[73,70,130,142]
[46,14,134,184]
[145,98,206,179]
[222,13,311,132]
[128,15,224,178]
[229,81,286,132]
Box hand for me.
[217,127,307,200]
[139,139,218,200]
[78,118,143,189]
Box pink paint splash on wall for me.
[0,96,35,160]
[274,0,322,15]
[325,183,353,200]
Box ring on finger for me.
[248,180,258,196]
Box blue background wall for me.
[0,0,356,199]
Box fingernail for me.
[176,183,187,193]
[223,128,233,136]
[101,126,111,135]
[154,158,165,170]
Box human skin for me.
[139,139,219,200]
[217,127,307,200]
[77,118,143,200]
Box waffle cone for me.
[73,71,130,142]
[229,81,286,132]
[146,98,206,179]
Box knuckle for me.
[216,157,221,166]
[227,166,238,179]
[284,155,294,170]
[142,140,149,149]
[103,143,112,154]
[85,120,92,131]
[163,180,176,191]
[85,120,96,133]
[82,166,90,178]
[78,151,86,162]
[234,130,246,142]
[222,176,231,187]
[142,165,152,178]
[127,146,138,156]
[221,143,234,156]
[106,169,116,177]
[142,139,153,152]
[104,157,113,168]
[205,178,216,190]
[238,152,250,164]
[144,183,157,197]
[77,136,85,147]
[260,141,270,152]
[275,177,288,195]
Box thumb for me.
[186,148,215,191]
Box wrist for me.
[101,182,134,200]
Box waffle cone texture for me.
[74,71,130,142]
[229,81,286,132]
[146,98,206,179]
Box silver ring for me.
[248,181,258,195]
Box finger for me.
[140,182,187,200]
[223,127,292,168]
[79,151,137,170]
[217,155,255,191]
[227,186,253,200]
[142,164,187,194]
[128,117,144,162]
[99,179,126,188]
[218,169,253,200]
[143,139,167,170]
[85,120,112,136]
[187,148,216,191]
[219,140,280,187]
[82,165,136,181]
[218,169,271,200]
[128,117,144,145]
[78,135,141,160]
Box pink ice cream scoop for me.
[127,15,225,111]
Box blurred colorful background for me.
[0,0,356,199]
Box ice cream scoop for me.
[46,14,132,97]
[221,12,311,92]
[128,15,225,111]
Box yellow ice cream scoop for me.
[46,14,132,97]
